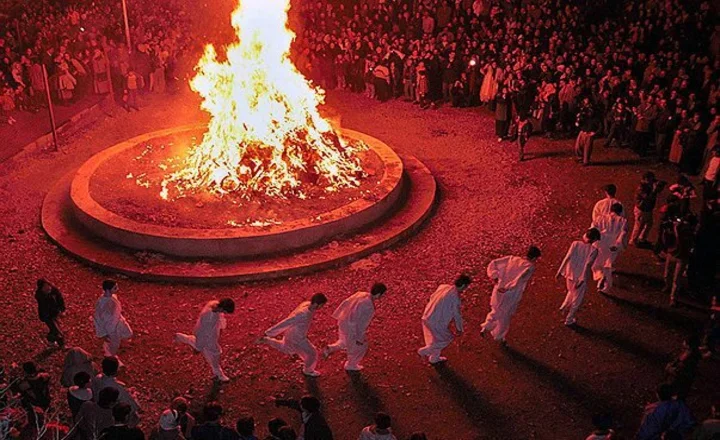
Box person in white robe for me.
[480,246,541,343]
[174,298,235,382]
[592,184,624,223]
[258,293,328,377]
[323,283,387,371]
[94,280,132,361]
[418,275,472,364]
[591,203,628,294]
[557,228,601,326]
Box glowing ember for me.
[160,0,365,200]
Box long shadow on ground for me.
[433,363,516,439]
[572,325,668,365]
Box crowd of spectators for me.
[0,0,192,123]
[292,0,720,173]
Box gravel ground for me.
[0,89,717,440]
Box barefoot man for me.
[557,228,601,326]
[175,298,235,382]
[323,283,387,371]
[94,280,133,363]
[418,275,471,365]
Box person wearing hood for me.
[61,347,98,387]
[67,371,93,420]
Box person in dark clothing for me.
[655,98,674,161]
[236,416,258,440]
[574,97,599,165]
[68,371,93,419]
[13,362,51,425]
[191,402,239,440]
[665,334,702,400]
[517,115,532,161]
[663,213,697,306]
[34,279,66,346]
[100,402,145,440]
[495,87,511,141]
[630,172,667,246]
[275,396,333,440]
[263,418,288,440]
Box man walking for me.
[258,293,328,377]
[34,279,66,347]
[175,298,236,382]
[557,228,601,326]
[592,184,623,223]
[323,283,387,371]
[591,203,628,294]
[630,172,666,247]
[574,97,599,166]
[94,280,133,361]
[418,275,471,364]
[480,246,541,344]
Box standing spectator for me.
[495,87,511,142]
[665,334,702,400]
[668,175,697,215]
[655,99,673,161]
[13,362,51,423]
[701,147,720,202]
[575,97,599,166]
[77,387,120,440]
[34,278,65,347]
[669,111,691,167]
[358,413,397,440]
[235,416,258,440]
[517,115,532,161]
[171,397,196,440]
[604,100,629,148]
[663,213,697,306]
[263,418,288,440]
[634,96,658,156]
[275,396,333,440]
[61,347,97,387]
[150,409,186,440]
[636,384,695,440]
[191,402,239,440]
[91,49,111,95]
[124,69,141,111]
[630,172,666,247]
[692,402,720,440]
[91,356,141,420]
[99,403,145,440]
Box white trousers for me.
[264,337,318,373]
[481,310,511,341]
[175,333,225,378]
[418,321,453,363]
[326,333,368,370]
[559,278,587,325]
[103,333,123,357]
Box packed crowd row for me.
[292,0,720,171]
[0,0,192,123]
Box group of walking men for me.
[33,185,628,381]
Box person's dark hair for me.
[586,228,601,242]
[102,356,120,376]
[98,387,120,408]
[657,383,674,401]
[643,171,656,181]
[310,293,328,306]
[22,362,37,375]
[277,426,297,440]
[203,401,223,422]
[591,413,613,430]
[527,246,542,260]
[454,274,472,288]
[603,184,617,197]
[73,371,91,387]
[299,395,321,413]
[171,397,189,413]
[267,418,288,436]
[36,279,49,289]
[409,433,428,440]
[102,279,117,291]
[374,412,392,430]
[371,283,387,296]
[610,203,623,215]
[677,174,691,186]
[235,416,255,436]
[112,402,132,423]
[662,430,683,440]
[218,298,235,314]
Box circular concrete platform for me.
[69,125,404,258]
[42,130,436,283]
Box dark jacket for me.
[100,424,145,440]
[191,423,239,440]
[35,287,65,322]
[275,399,333,440]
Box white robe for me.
[264,301,318,372]
[418,285,463,361]
[481,256,535,340]
[94,294,132,339]
[327,291,375,369]
[591,197,624,224]
[175,301,227,378]
[557,241,599,325]
[591,212,628,281]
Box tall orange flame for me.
[160,0,365,200]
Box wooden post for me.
[41,64,59,152]
[121,0,132,52]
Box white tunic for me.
[332,291,375,345]
[266,301,315,346]
[193,301,226,353]
[591,197,624,223]
[93,294,132,339]
[421,285,463,347]
[591,212,628,273]
[486,256,535,321]
[556,241,599,282]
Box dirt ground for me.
[0,89,717,440]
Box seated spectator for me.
[171,397,196,440]
[636,384,696,440]
[150,409,186,440]
[191,402,238,440]
[692,402,720,440]
[68,371,93,419]
[77,387,120,440]
[236,416,258,440]
[263,418,288,440]
[359,413,397,440]
[100,402,144,440]
[275,396,333,440]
